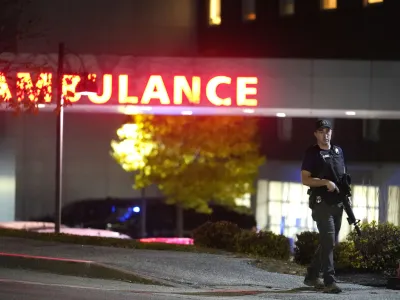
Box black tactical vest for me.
[313,144,346,204]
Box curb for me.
[387,277,400,290]
[0,252,165,286]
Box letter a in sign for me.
[141,75,170,105]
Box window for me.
[267,181,316,238]
[242,0,256,21]
[352,185,379,223]
[321,0,337,10]
[209,0,221,26]
[255,180,381,242]
[280,0,295,16]
[364,0,384,5]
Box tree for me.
[111,114,265,235]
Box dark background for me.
[195,0,399,163]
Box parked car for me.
[33,197,256,239]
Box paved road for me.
[0,238,399,299]
[0,268,398,300]
[0,268,211,300]
[0,237,303,289]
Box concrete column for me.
[277,117,292,141]
[255,180,269,231]
[375,166,392,224]
[362,119,380,142]
[0,112,17,221]
[378,182,388,223]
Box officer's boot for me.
[323,282,342,294]
[304,276,325,290]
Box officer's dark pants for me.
[307,201,343,284]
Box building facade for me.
[0,0,200,222]
[195,0,400,240]
[0,0,400,242]
[16,0,198,56]
[197,0,396,60]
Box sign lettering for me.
[0,72,259,107]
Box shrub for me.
[334,241,358,271]
[293,230,367,271]
[293,231,319,265]
[293,230,362,270]
[192,221,241,251]
[346,221,400,275]
[193,221,291,260]
[234,230,291,260]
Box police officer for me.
[300,119,346,294]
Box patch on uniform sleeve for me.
[334,147,339,154]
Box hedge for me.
[293,221,400,276]
[192,221,291,260]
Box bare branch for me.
[0,0,52,112]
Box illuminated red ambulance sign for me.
[0,72,259,107]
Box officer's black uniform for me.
[301,120,346,285]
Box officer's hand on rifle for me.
[326,180,339,193]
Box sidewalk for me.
[0,236,300,289]
[0,237,397,299]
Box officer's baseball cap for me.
[315,119,332,130]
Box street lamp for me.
[54,42,98,234]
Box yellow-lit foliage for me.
[110,114,265,214]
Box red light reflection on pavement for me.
[139,237,194,245]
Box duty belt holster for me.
[308,188,323,209]
[307,170,326,209]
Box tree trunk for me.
[140,188,147,238]
[176,203,184,237]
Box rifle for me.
[323,149,362,237]
[337,173,362,237]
